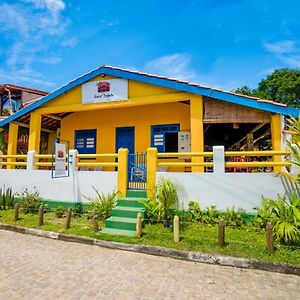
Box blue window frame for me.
[151,124,179,153]
[74,129,97,154]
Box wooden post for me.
[14,203,19,222]
[92,208,99,232]
[218,219,225,247]
[66,207,72,229]
[38,205,44,226]
[173,215,180,243]
[266,222,274,254]
[136,212,142,238]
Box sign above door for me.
[82,79,128,104]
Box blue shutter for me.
[151,124,179,153]
[74,129,97,154]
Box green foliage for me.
[285,116,300,184]
[223,207,246,228]
[156,177,185,224]
[20,188,42,214]
[257,69,300,107]
[187,202,246,227]
[234,85,257,97]
[84,187,117,221]
[0,186,15,209]
[254,193,300,245]
[139,199,162,223]
[234,68,300,107]
[54,206,65,218]
[202,205,221,225]
[187,201,203,222]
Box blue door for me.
[74,129,97,154]
[116,127,135,154]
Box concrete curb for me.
[0,222,299,276]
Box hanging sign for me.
[54,143,67,177]
[82,79,128,104]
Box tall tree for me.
[234,68,300,107]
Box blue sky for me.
[0,0,300,92]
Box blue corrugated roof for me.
[0,65,299,128]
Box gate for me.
[128,153,147,190]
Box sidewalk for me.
[0,230,299,299]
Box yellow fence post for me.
[147,147,158,201]
[271,114,282,173]
[28,111,42,152]
[190,96,204,172]
[117,148,129,197]
[7,122,18,169]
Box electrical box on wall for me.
[178,131,191,152]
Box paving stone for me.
[0,230,299,299]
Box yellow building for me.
[0,65,298,178]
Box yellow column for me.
[117,148,129,197]
[271,114,282,173]
[190,95,204,172]
[28,111,42,152]
[147,147,158,201]
[7,122,18,169]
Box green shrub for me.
[286,116,300,184]
[140,199,162,223]
[222,207,246,228]
[202,205,221,224]
[0,186,15,209]
[254,192,300,245]
[54,206,65,218]
[187,200,203,222]
[20,188,42,214]
[84,188,117,221]
[156,177,186,227]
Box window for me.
[74,129,97,154]
[151,124,179,153]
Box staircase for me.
[102,190,148,236]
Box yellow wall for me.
[60,102,190,154]
[43,76,177,108]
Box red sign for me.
[97,81,110,93]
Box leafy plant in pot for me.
[156,177,185,228]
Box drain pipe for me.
[4,85,13,115]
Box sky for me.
[0,0,300,92]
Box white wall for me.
[0,170,117,203]
[157,172,286,212]
[0,170,287,212]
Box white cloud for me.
[263,40,300,68]
[144,53,197,81]
[0,0,68,89]
[22,0,65,15]
[62,37,78,48]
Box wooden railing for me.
[157,152,213,169]
[0,154,27,168]
[76,153,118,168]
[224,150,291,169]
[0,149,292,172]
[156,150,291,172]
[34,154,53,168]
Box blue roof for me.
[0,65,299,128]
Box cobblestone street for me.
[0,230,299,299]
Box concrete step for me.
[105,216,137,231]
[126,190,147,198]
[101,227,136,237]
[112,206,146,219]
[117,197,148,208]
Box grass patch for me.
[0,209,299,265]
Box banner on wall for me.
[82,78,128,104]
[52,140,69,178]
